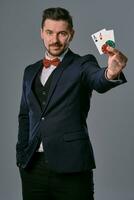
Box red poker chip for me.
[101,43,108,54]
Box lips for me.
[51,45,60,48]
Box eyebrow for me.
[45,29,68,33]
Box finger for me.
[119,53,128,63]
[107,47,128,65]
[107,46,128,61]
[106,46,119,56]
[114,52,128,65]
[110,57,127,69]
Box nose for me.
[52,33,59,43]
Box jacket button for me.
[41,117,45,120]
[17,162,21,167]
[42,101,46,106]
[42,91,46,95]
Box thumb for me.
[106,46,118,56]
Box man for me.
[16,7,127,200]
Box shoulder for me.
[25,59,42,72]
[22,59,42,81]
[79,54,99,65]
[68,49,99,65]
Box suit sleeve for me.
[81,54,127,93]
[16,68,29,165]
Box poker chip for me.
[101,40,116,54]
[101,43,108,54]
[106,40,115,48]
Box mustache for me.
[49,42,62,47]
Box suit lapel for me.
[28,60,43,112]
[29,60,43,88]
[41,50,75,115]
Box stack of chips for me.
[101,40,116,54]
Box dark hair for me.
[41,7,73,29]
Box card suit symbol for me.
[99,32,103,40]
[93,35,98,42]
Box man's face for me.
[41,19,74,58]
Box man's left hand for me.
[106,46,128,80]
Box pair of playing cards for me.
[91,29,115,54]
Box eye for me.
[59,31,68,37]
[46,30,53,35]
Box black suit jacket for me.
[16,49,127,173]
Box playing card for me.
[103,30,115,43]
[91,29,115,54]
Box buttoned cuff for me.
[105,68,123,83]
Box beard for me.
[46,42,69,57]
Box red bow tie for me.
[43,58,60,68]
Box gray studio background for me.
[0,0,134,200]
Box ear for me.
[69,29,75,42]
[40,28,43,39]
